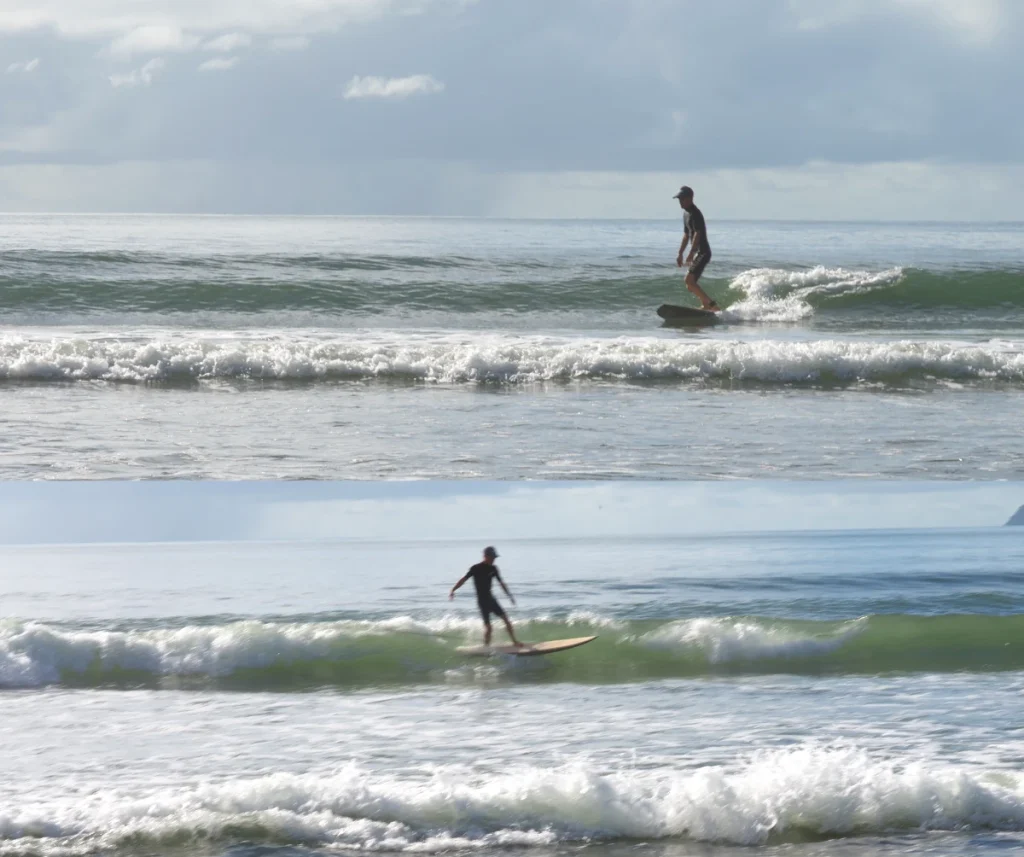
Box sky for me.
[0,481,1020,545]
[1,0,1022,218]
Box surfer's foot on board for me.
[703,300,721,312]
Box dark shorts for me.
[688,249,712,282]
[477,595,507,622]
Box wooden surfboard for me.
[455,635,597,657]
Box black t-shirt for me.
[684,205,711,254]
[467,562,499,598]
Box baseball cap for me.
[672,186,693,199]
[483,546,499,558]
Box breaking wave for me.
[4,613,1024,690]
[2,246,1022,321]
[2,746,1023,853]
[1,333,1022,387]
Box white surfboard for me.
[455,635,597,657]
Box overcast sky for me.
[0,482,1019,545]
[1,0,1022,218]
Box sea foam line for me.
[0,616,621,688]
[1,334,1022,385]
[0,614,840,688]
[7,613,1005,690]
[0,618,458,687]
[2,747,1023,851]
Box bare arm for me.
[686,229,702,263]
[677,231,690,266]
[496,572,516,606]
[449,573,470,600]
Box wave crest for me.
[725,266,903,321]
[639,617,868,662]
[5,613,1024,690]
[2,334,1023,387]
[3,747,1023,852]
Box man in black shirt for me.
[449,545,523,647]
[673,185,720,311]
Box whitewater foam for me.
[0,618,458,688]
[725,266,904,321]
[2,333,1023,386]
[639,617,867,662]
[7,613,1024,689]
[2,747,1022,852]
[0,615,620,688]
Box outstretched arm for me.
[449,574,470,600]
[496,572,516,606]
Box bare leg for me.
[686,272,718,310]
[483,620,493,646]
[501,616,522,647]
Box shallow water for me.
[3,516,1024,855]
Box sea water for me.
[1,215,1023,479]
[3,511,1024,856]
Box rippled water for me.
[1,216,1022,479]
[3,510,1024,856]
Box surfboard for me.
[455,635,597,657]
[657,304,721,324]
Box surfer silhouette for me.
[449,546,523,647]
[674,186,719,311]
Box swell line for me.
[5,614,1024,690]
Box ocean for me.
[3,491,1024,857]
[3,214,1024,857]
[1,214,1023,479]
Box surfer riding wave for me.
[674,185,719,312]
[450,546,523,647]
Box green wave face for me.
[777,270,1024,310]
[2,246,1022,315]
[7,614,1024,691]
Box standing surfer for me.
[449,546,523,647]
[674,186,720,311]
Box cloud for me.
[109,24,196,58]
[109,57,165,88]
[789,0,1008,45]
[0,1,460,40]
[6,58,40,73]
[342,73,444,100]
[269,35,311,51]
[901,0,1007,44]
[481,161,1024,221]
[0,0,1021,216]
[198,56,239,72]
[203,33,252,52]
[7,157,1022,221]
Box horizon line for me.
[1,212,1022,225]
[0,523,1015,549]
